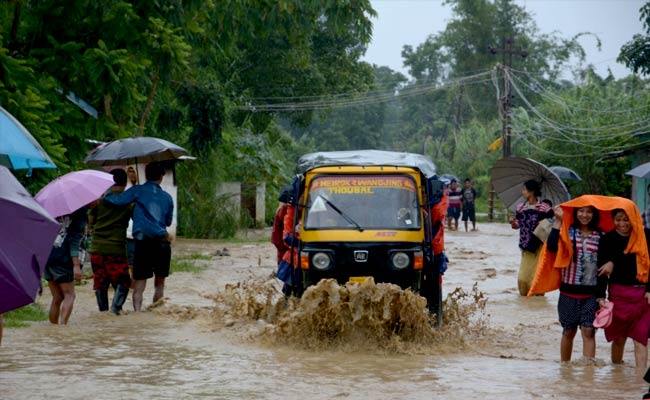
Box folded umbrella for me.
[35,169,115,218]
[0,166,60,314]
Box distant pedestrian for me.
[461,178,478,232]
[447,179,462,231]
[104,162,174,311]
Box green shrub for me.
[3,304,48,327]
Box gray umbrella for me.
[549,166,582,181]
[491,157,570,211]
[440,174,460,183]
[626,161,650,179]
[84,136,188,166]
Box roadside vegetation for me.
[3,304,48,327]
[1,1,649,237]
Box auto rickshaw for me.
[288,150,446,324]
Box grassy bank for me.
[3,304,48,327]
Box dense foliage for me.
[1,0,648,237]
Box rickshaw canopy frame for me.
[297,150,437,179]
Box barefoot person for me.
[545,203,605,362]
[598,207,650,372]
[510,180,552,296]
[447,179,461,231]
[104,162,174,311]
[460,178,478,232]
[45,206,88,324]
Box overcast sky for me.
[363,0,646,79]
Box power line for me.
[236,70,494,111]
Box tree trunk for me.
[139,66,159,136]
[9,1,21,51]
[103,94,113,121]
[450,84,464,162]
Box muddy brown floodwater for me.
[0,223,647,399]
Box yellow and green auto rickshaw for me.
[290,150,446,323]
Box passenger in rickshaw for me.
[424,179,449,315]
[277,197,303,297]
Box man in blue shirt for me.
[104,162,174,311]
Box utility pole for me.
[488,36,528,220]
[489,36,528,158]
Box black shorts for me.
[133,238,171,280]
[126,238,136,266]
[557,293,598,331]
[462,204,476,222]
[44,263,73,283]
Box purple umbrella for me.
[0,166,60,314]
[35,169,114,218]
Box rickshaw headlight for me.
[391,252,410,269]
[312,252,332,270]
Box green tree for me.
[511,71,650,196]
[619,2,650,75]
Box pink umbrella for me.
[35,169,115,218]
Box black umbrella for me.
[491,157,570,211]
[84,137,188,166]
[549,166,582,181]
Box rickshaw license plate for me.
[348,276,370,284]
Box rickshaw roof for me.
[297,150,437,179]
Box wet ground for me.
[1,223,647,399]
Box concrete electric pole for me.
[487,36,527,221]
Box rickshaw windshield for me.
[304,174,420,230]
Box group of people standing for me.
[510,179,650,385]
[446,178,478,232]
[43,162,174,325]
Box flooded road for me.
[1,223,647,399]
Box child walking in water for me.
[546,204,605,362]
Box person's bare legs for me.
[132,279,147,311]
[153,276,166,303]
[561,328,577,362]
[612,337,627,363]
[581,326,596,359]
[58,282,76,324]
[47,280,64,324]
[634,340,648,370]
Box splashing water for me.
[204,275,490,354]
